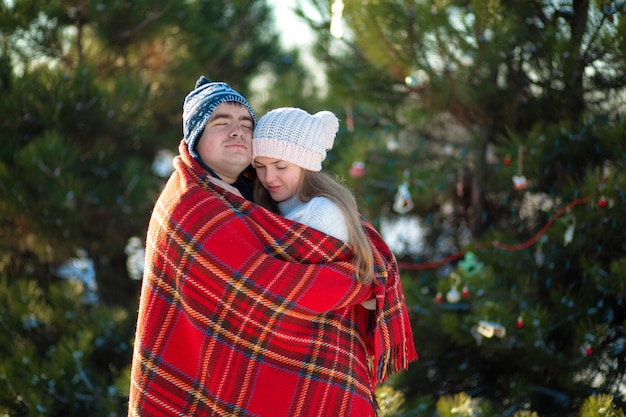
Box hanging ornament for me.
[516,315,524,329]
[461,285,470,299]
[535,236,547,266]
[349,161,365,178]
[405,74,418,87]
[458,252,484,277]
[513,175,528,190]
[446,272,462,303]
[455,167,466,198]
[477,320,506,338]
[512,145,528,190]
[393,170,414,214]
[346,115,354,132]
[446,286,461,303]
[471,320,506,344]
[598,197,607,208]
[503,154,512,166]
[456,181,464,198]
[580,333,595,356]
[434,292,444,304]
[344,101,354,132]
[562,215,576,246]
[330,0,344,38]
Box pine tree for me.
[0,275,133,416]
[0,0,287,414]
[0,0,283,305]
[299,0,626,415]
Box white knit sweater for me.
[280,196,376,310]
[278,196,349,242]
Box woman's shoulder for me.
[308,196,342,213]
[298,197,348,241]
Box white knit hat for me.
[252,107,339,172]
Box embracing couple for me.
[128,76,417,417]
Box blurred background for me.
[1,0,625,416]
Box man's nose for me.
[230,123,245,137]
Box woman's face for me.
[253,156,303,202]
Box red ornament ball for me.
[349,161,365,178]
[461,286,470,298]
[598,197,607,208]
[435,292,444,304]
[503,155,512,166]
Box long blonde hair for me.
[254,170,375,285]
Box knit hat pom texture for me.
[252,107,339,172]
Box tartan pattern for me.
[128,140,417,417]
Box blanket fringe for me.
[369,342,416,385]
[368,343,417,417]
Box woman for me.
[252,107,374,286]
[252,107,417,414]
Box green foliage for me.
[376,384,407,417]
[0,0,293,413]
[514,412,539,417]
[0,275,133,416]
[436,392,485,417]
[0,65,158,303]
[300,0,626,416]
[579,394,626,417]
[2,0,626,414]
[432,392,626,417]
[173,0,278,88]
[0,0,285,304]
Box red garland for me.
[397,195,592,270]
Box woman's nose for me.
[264,168,276,183]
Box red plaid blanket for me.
[128,140,417,417]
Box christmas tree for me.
[2,0,625,415]
[297,0,626,415]
[0,0,287,414]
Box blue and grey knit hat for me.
[182,76,256,162]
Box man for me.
[128,77,416,417]
[180,76,257,198]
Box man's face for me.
[196,102,254,183]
